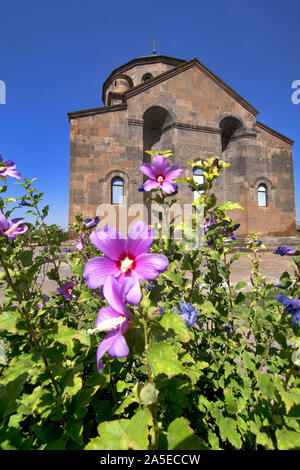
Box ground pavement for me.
[0,250,296,303]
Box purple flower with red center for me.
[83,221,169,305]
[87,276,134,371]
[0,214,28,241]
[84,216,100,229]
[0,154,22,181]
[140,154,182,194]
[277,293,300,326]
[57,280,77,301]
[75,233,86,251]
[274,246,297,256]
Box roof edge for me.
[124,58,259,117]
[67,103,127,120]
[256,121,294,145]
[102,54,186,103]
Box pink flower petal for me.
[96,331,119,371]
[153,154,168,175]
[90,226,126,261]
[108,333,129,358]
[83,256,119,289]
[126,221,154,257]
[165,164,182,180]
[140,163,157,179]
[95,305,122,328]
[103,275,134,314]
[143,179,159,192]
[134,253,169,280]
[124,278,142,305]
[160,180,178,194]
[0,214,9,232]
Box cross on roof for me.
[149,40,159,55]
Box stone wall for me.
[68,57,296,238]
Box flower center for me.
[67,288,73,295]
[157,175,164,183]
[120,256,134,273]
[88,315,125,334]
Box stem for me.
[143,316,159,450]
[222,246,234,325]
[33,202,61,284]
[0,251,60,396]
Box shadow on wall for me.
[296,220,300,231]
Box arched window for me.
[193,167,204,200]
[142,73,153,83]
[111,177,124,205]
[257,184,267,207]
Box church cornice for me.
[67,103,127,120]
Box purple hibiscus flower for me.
[83,221,169,305]
[87,276,134,371]
[0,214,28,241]
[84,216,100,229]
[57,280,77,301]
[140,154,182,194]
[277,292,300,326]
[0,154,22,180]
[75,233,86,251]
[274,246,297,256]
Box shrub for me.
[0,152,299,450]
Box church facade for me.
[68,54,296,237]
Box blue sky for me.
[0,0,299,230]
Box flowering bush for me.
[0,152,299,450]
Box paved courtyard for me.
[0,250,296,303]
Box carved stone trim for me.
[68,103,127,120]
[161,122,221,135]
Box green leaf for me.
[257,373,275,400]
[249,421,274,449]
[53,322,77,356]
[160,311,190,342]
[224,389,238,414]
[218,416,242,449]
[0,311,19,332]
[85,437,106,450]
[216,201,244,212]
[71,262,84,276]
[61,370,83,400]
[125,408,152,450]
[276,429,300,450]
[147,342,185,378]
[274,377,300,413]
[162,271,184,287]
[0,373,28,421]
[19,250,33,267]
[96,419,130,450]
[168,417,207,450]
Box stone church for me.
[68,53,296,237]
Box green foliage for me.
[0,153,299,450]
